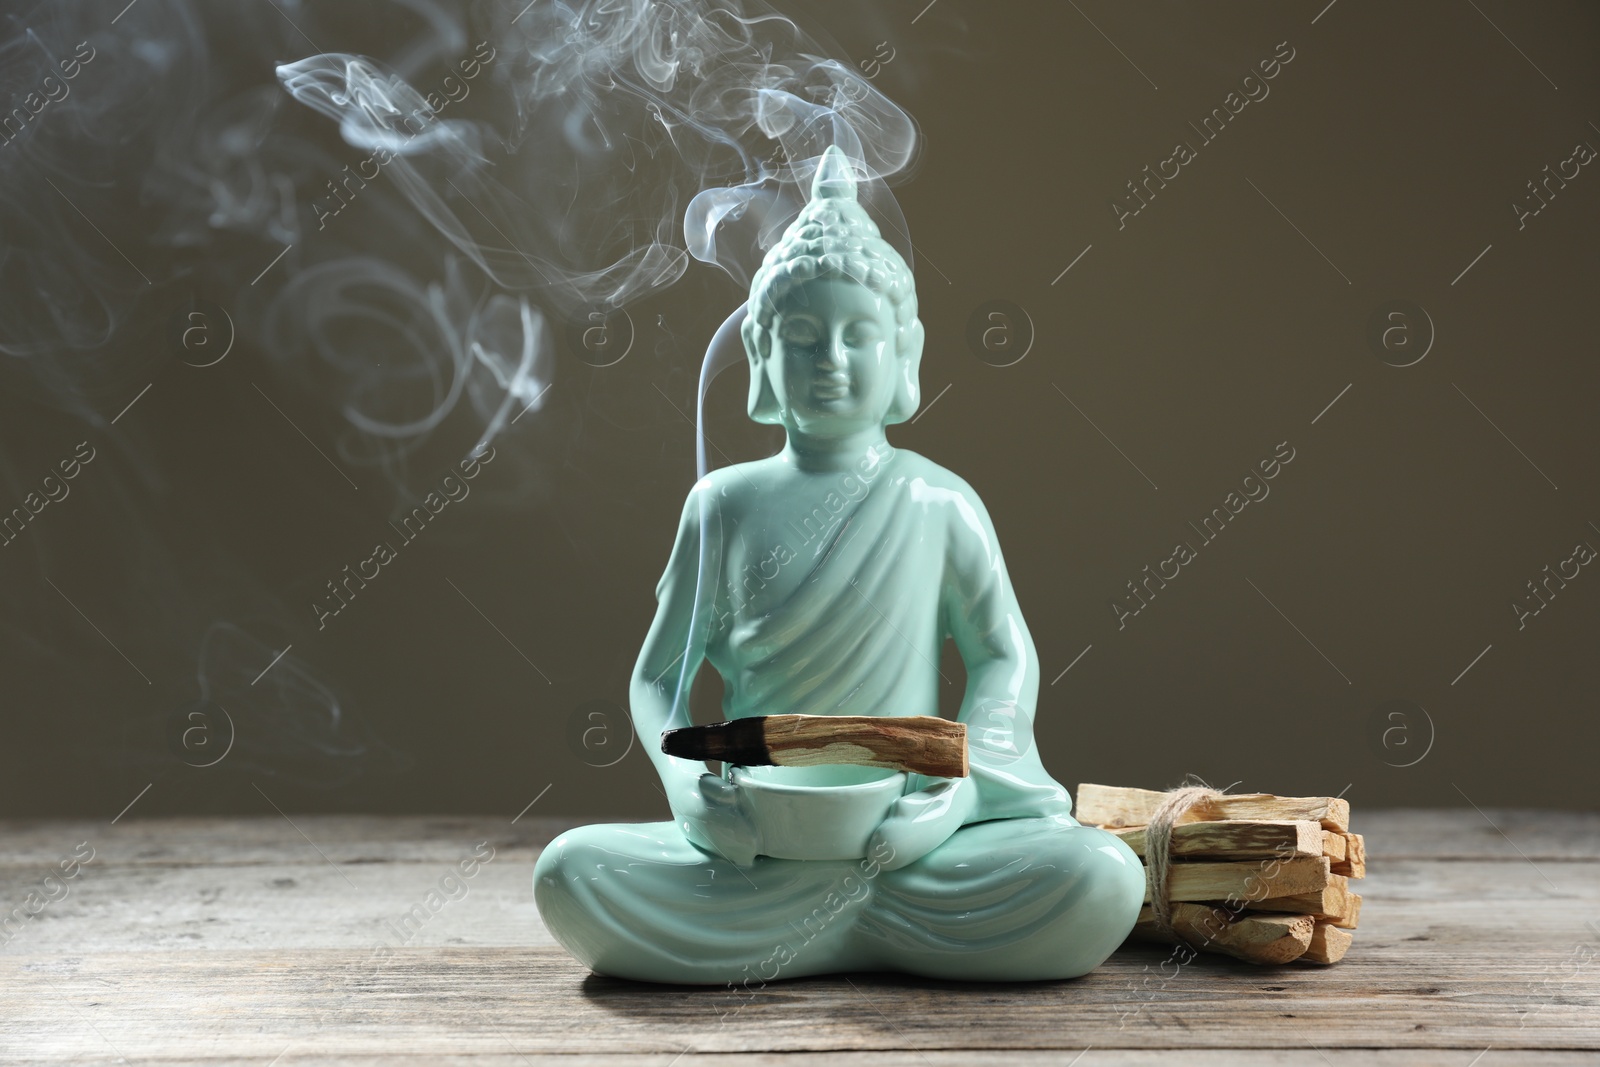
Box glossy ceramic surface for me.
[729,764,907,861]
[534,146,1145,984]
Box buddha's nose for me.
[819,338,847,369]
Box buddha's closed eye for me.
[842,320,880,347]
[778,317,881,354]
[780,318,822,347]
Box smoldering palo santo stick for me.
[661,715,968,778]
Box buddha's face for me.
[766,277,900,437]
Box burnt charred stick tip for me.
[660,716,771,765]
[660,714,968,778]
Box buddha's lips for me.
[812,378,850,399]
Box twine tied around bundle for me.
[1144,784,1223,942]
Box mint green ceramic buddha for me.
[534,147,1144,984]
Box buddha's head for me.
[742,146,924,438]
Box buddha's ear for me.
[742,309,784,425]
[885,317,925,425]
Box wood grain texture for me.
[1,811,1596,1065]
[1335,832,1367,878]
[1303,922,1354,965]
[1111,819,1326,860]
[1251,883,1361,927]
[1130,903,1315,965]
[1076,784,1351,831]
[1139,856,1335,904]
[5,1054,1599,1067]
[765,715,968,777]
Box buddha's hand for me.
[676,772,763,867]
[866,776,979,872]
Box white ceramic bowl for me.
[729,763,907,861]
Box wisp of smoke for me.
[0,0,921,796]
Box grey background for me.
[3,0,1597,819]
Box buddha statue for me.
[534,146,1144,985]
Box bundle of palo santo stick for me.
[1076,783,1364,965]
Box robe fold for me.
[696,446,1074,825]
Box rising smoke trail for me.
[0,0,923,795]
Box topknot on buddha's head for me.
[745,146,918,348]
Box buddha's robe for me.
[535,446,1144,984]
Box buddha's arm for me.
[867,487,1031,871]
[628,485,762,864]
[629,493,709,792]
[941,486,1071,816]
[946,489,1038,686]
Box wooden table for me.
[3,810,1596,1065]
